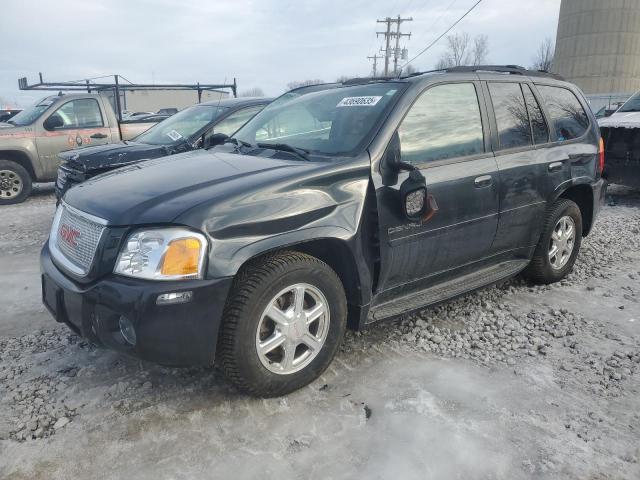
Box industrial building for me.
[553,0,640,110]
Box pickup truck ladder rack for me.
[18,73,238,120]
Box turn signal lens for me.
[161,238,202,276]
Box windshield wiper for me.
[257,142,310,161]
[224,137,255,149]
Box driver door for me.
[373,82,499,301]
[36,98,111,179]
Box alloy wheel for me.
[255,283,330,375]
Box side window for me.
[398,83,484,164]
[51,99,103,129]
[522,85,549,144]
[213,105,265,137]
[488,82,532,150]
[536,85,589,141]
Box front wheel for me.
[0,160,32,205]
[218,251,347,397]
[524,199,582,284]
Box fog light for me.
[157,291,193,305]
[119,316,137,345]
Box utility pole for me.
[367,54,384,77]
[377,15,412,76]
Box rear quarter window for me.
[536,85,589,141]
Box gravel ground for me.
[0,185,639,479]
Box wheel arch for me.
[0,150,36,180]
[557,183,594,236]
[231,237,367,330]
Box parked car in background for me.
[599,90,640,188]
[41,66,605,397]
[122,111,154,120]
[157,108,178,115]
[0,109,21,123]
[55,97,271,199]
[0,93,166,204]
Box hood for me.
[598,111,640,129]
[63,149,317,226]
[59,141,179,172]
[0,124,31,136]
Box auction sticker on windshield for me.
[166,130,183,141]
[337,96,382,107]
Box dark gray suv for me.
[41,66,606,396]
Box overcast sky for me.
[0,0,560,107]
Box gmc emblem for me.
[60,224,81,247]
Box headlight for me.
[114,228,208,280]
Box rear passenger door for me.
[534,84,594,201]
[375,81,499,297]
[485,81,550,255]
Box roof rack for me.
[398,65,564,81]
[444,65,564,80]
[341,76,395,85]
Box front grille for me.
[51,204,106,276]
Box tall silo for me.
[554,0,640,95]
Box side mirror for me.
[43,114,64,131]
[205,133,228,149]
[382,131,415,174]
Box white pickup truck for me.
[0,93,164,204]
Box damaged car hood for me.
[59,141,188,172]
[63,149,326,226]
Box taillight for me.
[598,137,605,174]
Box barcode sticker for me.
[336,96,382,107]
[166,130,183,141]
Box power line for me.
[398,0,484,75]
[367,54,385,77]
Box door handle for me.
[548,161,563,172]
[474,175,492,188]
[90,133,108,139]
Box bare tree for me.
[335,75,351,83]
[404,64,418,75]
[239,87,266,97]
[286,79,324,91]
[531,38,555,72]
[435,32,489,69]
[472,35,489,66]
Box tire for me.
[0,160,32,205]
[524,199,582,284]
[218,251,347,397]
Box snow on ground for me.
[0,184,639,479]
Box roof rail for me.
[444,65,564,80]
[341,76,395,85]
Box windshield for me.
[233,83,404,156]
[8,98,55,126]
[618,92,640,113]
[135,104,228,145]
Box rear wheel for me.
[0,160,32,205]
[524,199,582,284]
[218,251,347,397]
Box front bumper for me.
[40,242,233,366]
